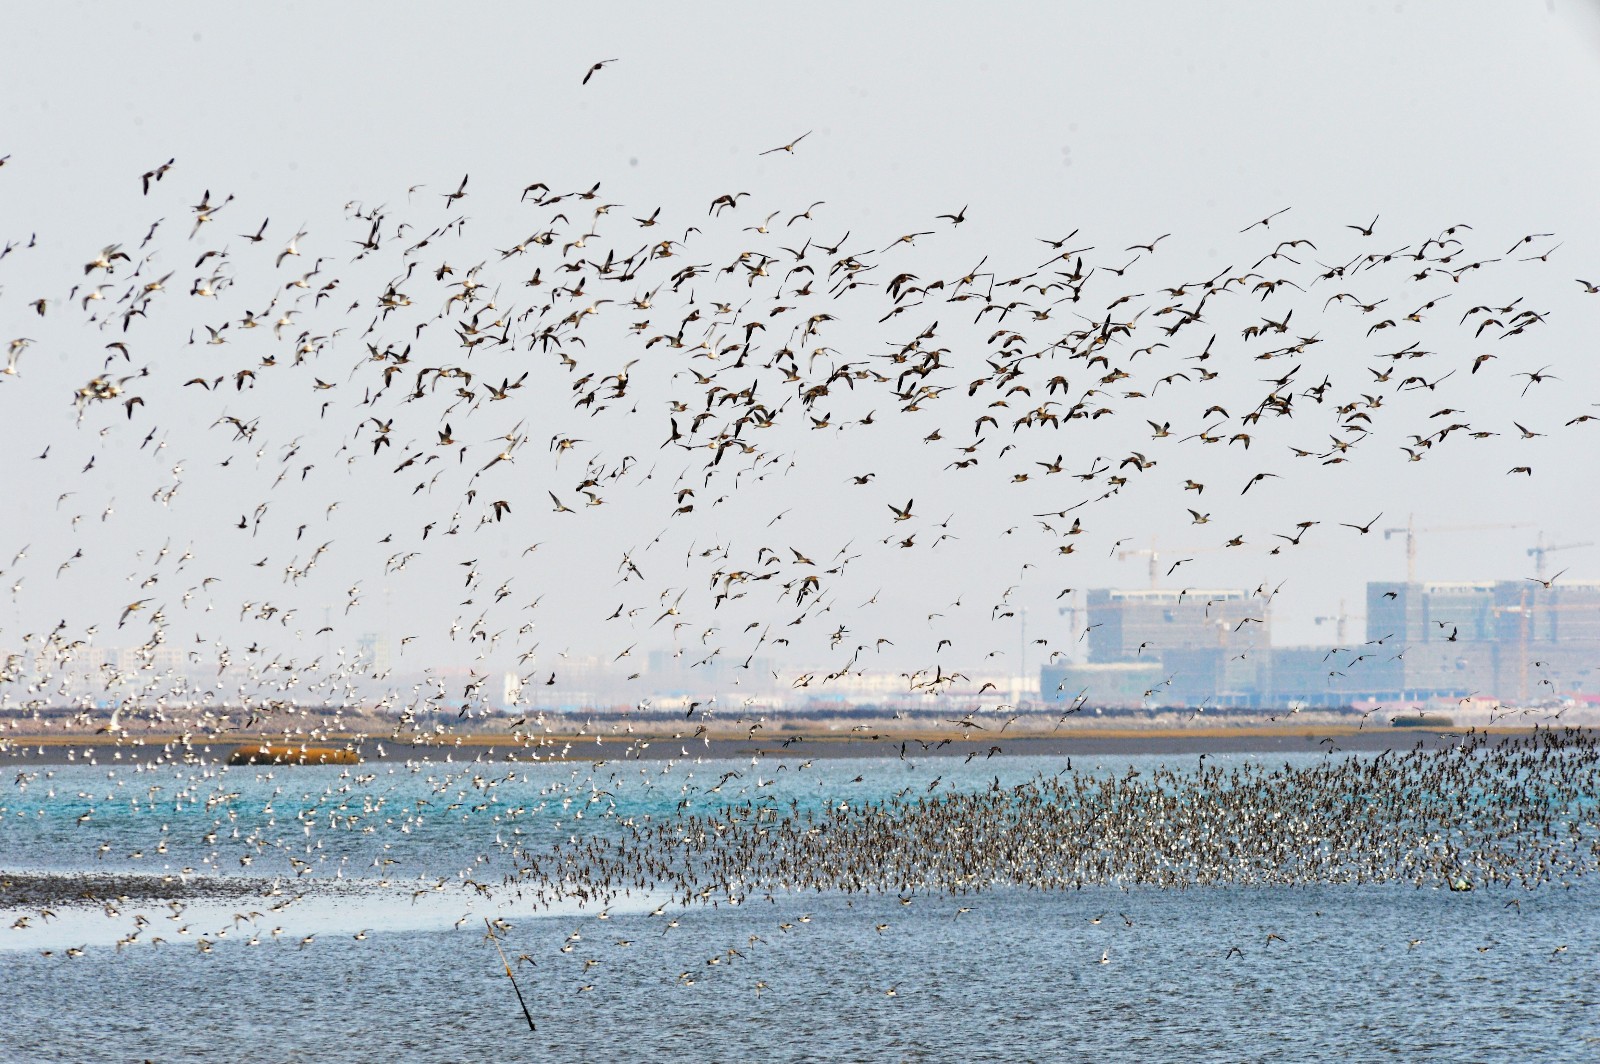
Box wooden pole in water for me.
[485,919,536,1032]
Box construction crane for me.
[1116,546,1162,589]
[1381,514,1531,584]
[1527,532,1593,582]
[1017,607,1030,706]
[1489,594,1598,705]
[1492,592,1534,706]
[1115,539,1225,588]
[1313,599,1363,645]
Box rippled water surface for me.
[4,754,1599,1061]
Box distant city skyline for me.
[11,570,1600,718]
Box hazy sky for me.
[3,2,1600,701]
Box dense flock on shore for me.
[518,729,1600,904]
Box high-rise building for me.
[354,633,391,676]
[1041,579,1600,708]
[1489,580,1600,703]
[1083,588,1269,662]
[1040,588,1270,707]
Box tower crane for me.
[1115,538,1227,589]
[1115,545,1162,589]
[1527,532,1592,582]
[1313,599,1363,645]
[1381,514,1531,584]
[1488,594,1599,705]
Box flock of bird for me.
[0,149,1595,729]
[521,728,1600,906]
[0,145,1597,1003]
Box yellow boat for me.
[227,743,359,766]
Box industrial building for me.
[1041,580,1600,708]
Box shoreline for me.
[1,722,1581,764]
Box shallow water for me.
[4,886,1599,1062]
[3,752,1308,883]
[4,752,1599,1061]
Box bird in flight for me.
[582,59,618,85]
[760,131,812,156]
[1240,207,1290,232]
[118,598,154,627]
[1346,214,1378,237]
[1527,568,1568,591]
[140,158,175,196]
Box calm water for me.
[4,754,1599,1061]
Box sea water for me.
[3,753,1598,1062]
